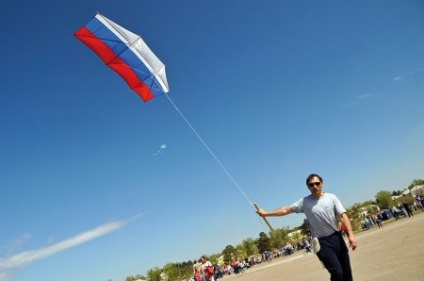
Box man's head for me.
[306,173,324,198]
[199,255,207,263]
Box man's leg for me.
[337,234,353,281]
[317,235,344,281]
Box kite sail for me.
[74,14,169,102]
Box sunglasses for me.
[308,182,321,188]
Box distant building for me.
[287,229,302,239]
[359,204,380,216]
[411,185,424,197]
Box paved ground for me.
[223,212,424,280]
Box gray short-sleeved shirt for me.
[290,193,346,238]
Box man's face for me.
[307,176,323,197]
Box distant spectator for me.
[193,267,201,281]
[199,255,215,281]
[214,264,223,280]
[402,202,414,217]
[374,213,383,228]
[416,196,424,211]
[284,242,295,255]
[390,206,400,220]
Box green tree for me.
[181,260,195,280]
[163,262,179,281]
[222,245,236,263]
[256,232,271,254]
[299,219,311,237]
[269,229,285,250]
[240,238,258,258]
[235,244,246,260]
[408,179,424,189]
[146,267,162,281]
[360,200,374,207]
[396,196,415,205]
[208,253,221,265]
[375,190,393,209]
[345,202,364,231]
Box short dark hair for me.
[306,174,323,186]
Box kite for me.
[153,144,167,156]
[74,14,169,102]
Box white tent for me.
[411,185,424,196]
[400,189,411,196]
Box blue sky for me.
[1,1,424,280]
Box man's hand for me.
[256,208,267,217]
[348,235,358,251]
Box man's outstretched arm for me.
[257,206,294,217]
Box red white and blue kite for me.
[74,14,169,102]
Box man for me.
[257,174,357,281]
[199,255,215,281]
[402,202,413,217]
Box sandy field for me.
[223,212,424,281]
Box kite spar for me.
[254,204,275,233]
[74,14,275,233]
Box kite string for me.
[164,94,254,207]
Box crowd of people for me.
[361,198,424,230]
[188,236,344,280]
[190,256,252,281]
[190,250,313,281]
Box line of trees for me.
[124,178,423,281]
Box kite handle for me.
[254,203,275,233]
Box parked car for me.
[379,209,392,220]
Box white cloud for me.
[2,234,32,255]
[343,93,375,108]
[345,67,423,108]
[0,219,133,280]
[356,93,374,100]
[393,68,424,82]
[393,75,403,82]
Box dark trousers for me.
[317,232,353,281]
